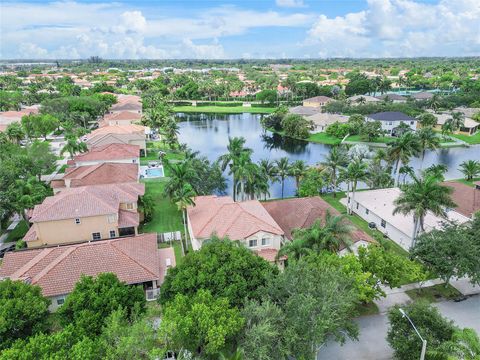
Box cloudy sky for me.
[1,0,479,59]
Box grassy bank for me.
[450,131,480,145]
[307,132,342,145]
[173,105,275,114]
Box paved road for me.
[317,296,480,360]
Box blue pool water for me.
[146,167,164,177]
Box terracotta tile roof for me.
[443,181,480,218]
[118,209,140,227]
[104,111,142,122]
[30,183,144,223]
[0,234,172,297]
[188,196,284,240]
[23,227,38,242]
[304,96,333,103]
[262,197,373,244]
[57,163,139,189]
[74,143,139,162]
[86,125,146,139]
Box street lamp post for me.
[399,308,427,360]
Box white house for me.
[366,111,418,136]
[342,188,469,251]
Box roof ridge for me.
[31,246,77,284]
[238,202,283,233]
[111,237,159,278]
[195,196,234,236]
[10,248,54,279]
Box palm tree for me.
[387,132,421,186]
[321,146,348,198]
[289,160,308,191]
[428,328,480,360]
[393,172,455,247]
[345,159,368,215]
[425,164,448,181]
[416,127,440,169]
[258,158,278,183]
[428,93,441,112]
[275,157,291,199]
[277,238,311,261]
[163,160,197,198]
[5,122,25,144]
[366,161,393,189]
[459,160,480,181]
[399,165,414,185]
[60,135,88,159]
[218,137,252,201]
[448,111,465,132]
[173,184,196,256]
[232,152,256,201]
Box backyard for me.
[450,131,480,145]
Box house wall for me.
[348,198,413,250]
[28,214,121,248]
[74,157,139,167]
[242,231,283,251]
[48,294,67,312]
[366,118,417,135]
[303,100,328,108]
[87,135,146,152]
[433,124,478,136]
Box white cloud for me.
[276,0,305,8]
[306,0,480,57]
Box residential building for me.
[109,95,142,114]
[71,143,140,167]
[50,163,139,193]
[375,94,407,103]
[306,113,349,133]
[262,197,373,254]
[24,183,145,248]
[347,95,381,104]
[410,91,434,100]
[187,195,285,266]
[0,234,175,311]
[366,111,418,136]
[442,181,480,218]
[431,113,479,135]
[302,96,333,108]
[0,108,39,132]
[288,105,321,117]
[85,125,149,155]
[342,188,469,250]
[100,111,143,127]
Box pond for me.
[177,113,480,199]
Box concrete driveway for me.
[317,296,480,360]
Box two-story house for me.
[24,183,145,248]
[85,125,149,155]
[366,111,418,136]
[302,95,333,108]
[71,143,140,167]
[100,111,143,127]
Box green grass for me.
[346,134,395,144]
[6,220,29,243]
[449,131,480,145]
[452,177,480,187]
[356,302,380,317]
[57,164,68,174]
[140,179,183,235]
[406,284,462,303]
[173,105,275,114]
[307,132,342,145]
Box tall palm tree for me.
[289,160,308,191]
[393,172,455,247]
[60,135,87,159]
[429,94,441,112]
[277,238,311,261]
[459,160,480,181]
[416,127,440,170]
[399,165,414,185]
[366,161,393,189]
[321,146,348,198]
[275,157,291,199]
[5,122,25,144]
[218,137,252,201]
[232,152,256,201]
[163,160,197,198]
[448,111,465,132]
[428,328,480,360]
[425,164,448,181]
[258,159,278,184]
[387,132,421,186]
[345,159,368,215]
[173,184,196,256]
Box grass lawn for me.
[320,192,410,258]
[140,178,183,235]
[450,131,480,145]
[6,220,29,243]
[406,284,462,303]
[356,302,380,317]
[307,132,342,145]
[173,105,275,114]
[346,134,395,144]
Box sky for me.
[0,0,479,59]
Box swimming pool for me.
[145,167,164,178]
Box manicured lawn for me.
[406,284,462,303]
[450,131,480,145]
[140,179,183,235]
[307,132,342,145]
[173,105,275,114]
[346,134,395,144]
[6,220,29,243]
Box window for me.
[56,298,65,306]
[366,208,369,215]
[248,239,257,248]
[410,121,415,125]
[126,203,134,210]
[381,219,386,228]
[388,121,393,126]
[74,218,81,224]
[261,238,270,246]
[109,230,116,238]
[107,214,117,223]
[356,203,359,210]
[132,159,137,163]
[92,232,101,240]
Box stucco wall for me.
[75,157,139,167]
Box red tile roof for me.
[443,181,480,218]
[57,163,138,188]
[118,209,140,227]
[30,183,144,223]
[188,196,284,240]
[86,125,146,139]
[255,248,286,263]
[104,111,142,122]
[0,234,174,297]
[262,197,373,244]
[74,143,139,162]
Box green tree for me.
[60,134,88,159]
[289,159,308,191]
[429,328,480,360]
[0,279,50,350]
[418,113,438,128]
[321,145,348,198]
[388,131,421,186]
[256,89,277,104]
[297,167,327,197]
[280,113,314,139]
[393,172,456,247]
[5,122,25,144]
[58,273,146,336]
[172,183,196,255]
[360,120,384,142]
[159,237,277,308]
[159,290,244,357]
[458,160,480,181]
[275,157,291,199]
[344,159,368,215]
[417,127,440,169]
[387,301,457,360]
[27,140,57,180]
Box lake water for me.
[177,113,480,199]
